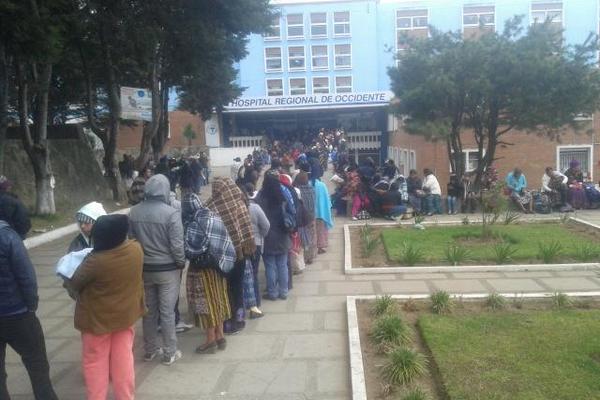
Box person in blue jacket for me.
[0,219,57,399]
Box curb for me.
[24,208,130,250]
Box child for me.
[68,202,107,252]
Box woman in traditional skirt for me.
[294,172,317,264]
[313,178,333,254]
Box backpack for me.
[282,199,297,233]
[533,192,551,214]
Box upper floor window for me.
[311,12,327,37]
[287,14,304,39]
[288,46,306,71]
[334,44,352,69]
[264,47,282,72]
[313,77,330,94]
[463,5,495,37]
[265,16,281,40]
[266,79,283,97]
[396,9,428,60]
[531,2,562,26]
[311,45,329,70]
[334,11,350,36]
[290,78,307,96]
[335,76,352,93]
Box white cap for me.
[76,202,107,223]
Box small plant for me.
[559,213,571,224]
[380,382,394,397]
[414,215,426,225]
[574,243,600,262]
[398,242,425,266]
[372,295,397,317]
[485,293,506,311]
[360,224,380,258]
[461,216,471,225]
[552,292,573,309]
[503,209,521,225]
[537,241,563,264]
[402,298,418,312]
[370,315,412,350]
[382,347,428,386]
[430,290,453,314]
[402,387,430,400]
[512,294,524,309]
[493,243,518,265]
[444,244,470,266]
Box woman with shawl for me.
[565,159,587,209]
[294,172,317,264]
[313,178,333,254]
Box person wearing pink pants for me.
[69,214,145,400]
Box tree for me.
[389,17,600,189]
[182,123,197,148]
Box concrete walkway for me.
[8,211,600,399]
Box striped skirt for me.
[186,267,231,329]
[316,218,329,249]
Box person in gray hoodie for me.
[129,174,185,366]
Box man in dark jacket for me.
[129,174,185,366]
[0,220,58,399]
[0,176,30,239]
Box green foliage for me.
[503,209,521,225]
[360,224,380,258]
[430,291,453,314]
[512,294,524,309]
[444,244,470,265]
[370,315,412,350]
[414,215,426,225]
[461,216,471,225]
[574,243,600,262]
[372,295,397,317]
[537,241,563,264]
[182,123,197,143]
[398,242,426,266]
[552,292,573,310]
[559,213,571,224]
[485,293,507,311]
[382,347,428,386]
[492,243,518,265]
[402,387,430,400]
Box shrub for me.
[559,213,571,224]
[430,290,453,314]
[402,298,418,312]
[552,292,573,310]
[503,209,521,225]
[382,347,428,386]
[402,387,430,400]
[485,293,506,311]
[537,241,563,264]
[493,243,518,265]
[372,295,397,317]
[444,244,470,266]
[398,242,426,266]
[370,315,412,350]
[414,215,425,225]
[574,243,600,262]
[360,224,380,258]
[461,216,470,225]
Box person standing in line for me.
[129,174,185,366]
[257,171,292,300]
[294,172,317,265]
[0,217,58,400]
[68,202,107,252]
[422,168,442,216]
[406,170,423,215]
[128,165,153,206]
[313,178,333,254]
[0,176,31,239]
[70,215,144,400]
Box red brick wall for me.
[117,111,206,155]
[389,118,599,194]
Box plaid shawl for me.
[205,177,255,259]
[184,200,236,274]
[181,191,202,231]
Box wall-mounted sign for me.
[204,114,221,147]
[224,91,393,112]
[120,87,152,121]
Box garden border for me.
[343,218,600,274]
[346,291,600,400]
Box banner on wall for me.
[224,91,393,112]
[204,114,221,147]
[120,87,152,121]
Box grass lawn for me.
[418,309,600,400]
[380,223,599,264]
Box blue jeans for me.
[389,205,407,217]
[447,196,458,213]
[425,194,442,214]
[263,253,289,298]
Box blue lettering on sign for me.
[226,92,390,110]
[137,91,145,97]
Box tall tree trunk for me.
[152,82,169,160]
[135,47,162,169]
[0,44,8,175]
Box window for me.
[287,14,304,38]
[396,9,428,61]
[558,146,592,178]
[312,77,329,94]
[335,76,352,93]
[463,5,495,27]
[288,46,305,70]
[334,11,350,36]
[334,44,351,69]
[266,79,283,97]
[531,2,562,26]
[311,45,328,70]
[289,78,306,96]
[264,47,282,72]
[311,12,327,37]
[265,16,281,40]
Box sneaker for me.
[175,321,193,333]
[143,348,163,362]
[351,216,358,221]
[161,350,182,366]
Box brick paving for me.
[7,203,600,398]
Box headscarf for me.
[92,214,129,251]
[313,179,333,229]
[205,177,255,259]
[185,200,236,273]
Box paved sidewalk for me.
[7,211,600,399]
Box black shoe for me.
[262,294,278,301]
[195,342,217,354]
[216,338,227,350]
[278,294,288,300]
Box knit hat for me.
[92,214,129,251]
[75,202,107,225]
[0,176,12,192]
